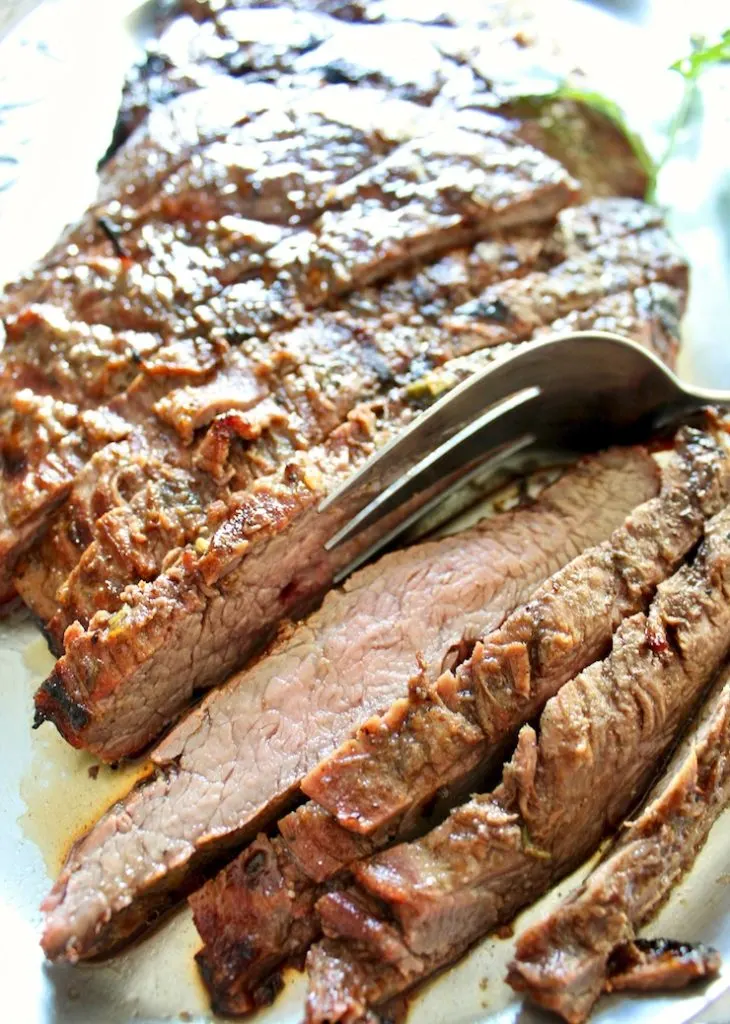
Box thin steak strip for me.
[39,444,656,962]
[306,502,730,1023]
[191,420,730,1016]
[508,660,730,1023]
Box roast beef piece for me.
[18,199,682,645]
[192,420,730,1015]
[305,504,730,1021]
[605,940,721,994]
[39,444,656,960]
[508,661,730,1023]
[304,422,729,836]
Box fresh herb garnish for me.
[653,29,730,195]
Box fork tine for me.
[332,433,536,583]
[326,386,539,551]
[317,343,550,520]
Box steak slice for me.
[305,503,730,1022]
[507,660,730,1023]
[39,444,656,961]
[191,420,730,1014]
[303,422,728,835]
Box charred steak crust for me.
[303,500,730,1022]
[40,446,657,962]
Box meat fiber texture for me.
[40,445,656,963]
[507,660,730,1023]
[189,419,730,1015]
[304,501,730,1022]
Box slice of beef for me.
[303,421,727,835]
[604,939,721,994]
[305,503,730,1021]
[39,443,657,961]
[191,420,730,1014]
[507,661,730,1023]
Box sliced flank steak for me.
[305,502,730,1022]
[508,660,730,1023]
[31,204,686,757]
[39,443,656,961]
[190,419,730,1015]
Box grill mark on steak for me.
[507,661,730,1023]
[190,420,730,1012]
[38,445,657,961]
[604,939,721,995]
[305,503,730,1021]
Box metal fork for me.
[322,330,730,577]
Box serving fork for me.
[322,330,730,578]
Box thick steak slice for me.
[190,421,730,1015]
[306,504,730,1022]
[304,423,729,834]
[507,661,730,1023]
[39,444,656,961]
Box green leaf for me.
[670,29,730,83]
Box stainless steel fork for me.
[322,330,730,574]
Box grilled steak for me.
[190,420,730,1014]
[30,204,686,757]
[16,199,682,654]
[39,444,656,960]
[305,503,730,1022]
[2,90,580,605]
[508,661,730,1023]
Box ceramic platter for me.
[0,1,729,1021]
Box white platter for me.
[1,2,729,1022]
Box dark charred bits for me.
[96,216,130,260]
